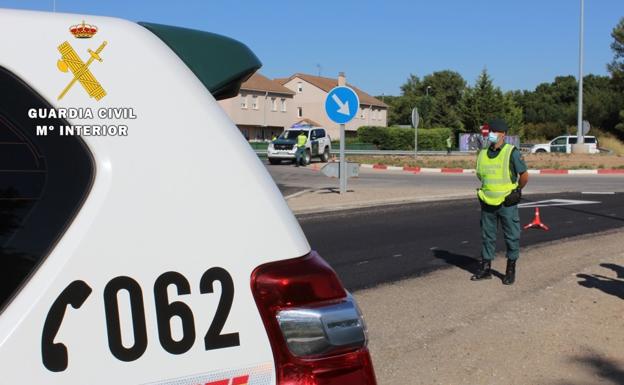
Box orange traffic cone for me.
[524,207,549,231]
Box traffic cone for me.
[524,207,549,231]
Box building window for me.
[297,107,303,118]
[281,98,287,112]
[360,108,365,119]
[297,82,303,93]
[373,109,378,120]
[271,97,277,111]
[240,94,247,109]
[252,95,258,110]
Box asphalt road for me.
[266,160,624,197]
[298,192,624,291]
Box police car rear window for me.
[0,67,94,312]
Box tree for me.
[608,17,624,136]
[608,17,624,85]
[422,71,466,129]
[381,95,415,126]
[460,69,503,132]
[583,75,622,135]
[399,70,466,129]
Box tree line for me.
[380,17,624,141]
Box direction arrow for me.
[332,94,350,115]
[518,199,600,208]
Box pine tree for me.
[460,69,505,132]
[608,17,624,84]
[608,17,624,135]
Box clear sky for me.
[2,0,623,96]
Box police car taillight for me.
[251,251,377,385]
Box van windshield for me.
[280,130,307,140]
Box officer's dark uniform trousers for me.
[480,202,520,261]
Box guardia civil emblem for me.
[56,21,107,101]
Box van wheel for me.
[268,158,281,165]
[321,147,330,162]
[304,150,311,165]
[535,149,547,153]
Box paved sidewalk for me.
[355,229,624,385]
[286,186,475,214]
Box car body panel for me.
[0,9,310,384]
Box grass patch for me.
[598,135,624,155]
[347,153,624,170]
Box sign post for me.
[325,85,359,194]
[411,107,419,158]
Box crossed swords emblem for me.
[57,40,108,101]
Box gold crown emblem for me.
[69,20,98,39]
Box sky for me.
[2,0,623,96]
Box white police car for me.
[530,135,599,154]
[0,9,376,385]
[267,127,332,165]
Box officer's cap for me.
[488,118,509,133]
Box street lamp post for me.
[573,0,587,153]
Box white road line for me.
[519,199,601,208]
[581,192,615,195]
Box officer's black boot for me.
[503,259,516,285]
[471,259,492,281]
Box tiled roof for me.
[278,73,388,108]
[240,72,295,95]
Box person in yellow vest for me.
[471,119,528,285]
[294,131,308,167]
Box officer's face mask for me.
[487,132,499,144]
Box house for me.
[276,72,388,138]
[218,72,296,141]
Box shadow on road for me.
[432,249,504,280]
[576,263,624,300]
[550,350,624,385]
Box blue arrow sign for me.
[325,86,359,124]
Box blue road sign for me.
[325,86,359,124]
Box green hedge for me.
[357,126,453,150]
[249,142,269,150]
[330,141,377,150]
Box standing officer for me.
[471,119,528,285]
[446,135,453,155]
[294,131,308,167]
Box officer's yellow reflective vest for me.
[297,134,307,147]
[476,144,518,206]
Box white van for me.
[0,9,376,385]
[267,127,332,165]
[531,135,599,154]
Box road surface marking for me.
[519,199,601,208]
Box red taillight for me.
[251,251,377,385]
